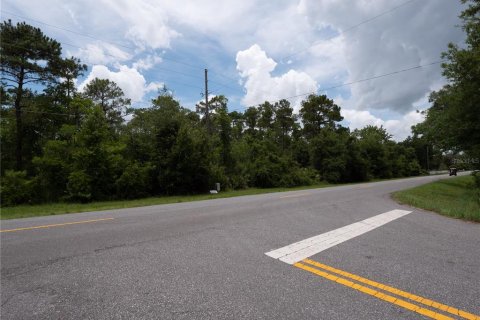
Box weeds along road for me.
[1,172,479,320]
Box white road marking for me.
[265,209,411,264]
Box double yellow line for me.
[295,259,479,320]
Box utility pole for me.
[204,68,210,132]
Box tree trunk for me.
[14,68,24,170]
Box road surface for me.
[1,173,479,319]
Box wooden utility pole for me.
[204,69,210,132]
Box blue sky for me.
[1,0,464,140]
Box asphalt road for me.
[1,173,479,319]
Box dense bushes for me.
[0,170,33,206]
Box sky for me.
[1,0,465,140]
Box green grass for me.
[393,176,480,222]
[0,182,331,220]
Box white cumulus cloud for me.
[101,0,180,50]
[132,55,163,71]
[342,108,425,141]
[236,44,317,109]
[75,42,131,66]
[79,65,163,103]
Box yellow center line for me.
[0,218,115,233]
[294,262,455,320]
[279,193,311,199]
[302,258,479,320]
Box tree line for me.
[1,0,478,206]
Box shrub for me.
[0,170,33,206]
[115,162,154,199]
[66,170,92,202]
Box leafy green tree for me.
[45,57,87,106]
[274,99,295,151]
[1,101,17,173]
[387,144,421,177]
[67,107,125,201]
[244,106,259,135]
[0,20,84,169]
[195,95,227,133]
[215,104,234,172]
[32,125,76,202]
[400,135,444,171]
[291,135,310,167]
[257,101,276,135]
[160,126,213,194]
[115,161,154,199]
[343,135,369,182]
[0,170,33,206]
[299,94,343,140]
[1,88,73,175]
[354,126,392,179]
[83,78,131,127]
[309,128,349,183]
[229,139,251,188]
[229,110,244,140]
[414,0,480,168]
[124,93,203,195]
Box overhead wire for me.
[0,9,248,85]
[1,41,206,92]
[0,107,137,120]
[228,60,444,112]
[0,8,243,89]
[0,15,241,94]
[0,10,206,71]
[1,59,441,121]
[279,0,419,62]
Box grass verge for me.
[0,182,331,220]
[393,175,480,222]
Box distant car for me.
[449,167,457,176]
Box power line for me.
[320,60,444,92]
[1,12,242,93]
[150,66,202,80]
[1,41,206,92]
[209,69,241,84]
[1,10,206,71]
[208,79,239,92]
[0,9,244,86]
[1,108,136,119]
[229,60,444,112]
[0,22,237,94]
[1,60,441,120]
[1,10,131,49]
[280,0,418,62]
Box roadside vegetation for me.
[0,183,336,219]
[393,175,480,222]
